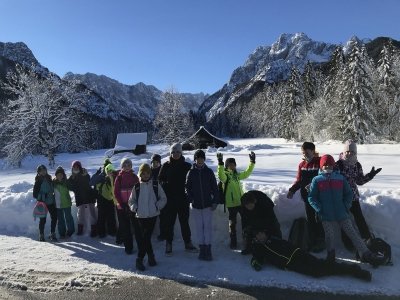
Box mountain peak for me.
[0,41,40,67]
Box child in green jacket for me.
[54,166,75,238]
[217,151,255,251]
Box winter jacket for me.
[241,190,282,239]
[128,179,167,218]
[217,162,255,208]
[67,173,96,206]
[113,169,139,210]
[89,167,106,187]
[53,179,72,209]
[335,159,372,202]
[33,175,55,205]
[158,156,191,203]
[289,156,320,201]
[308,170,353,222]
[185,163,219,209]
[96,177,116,203]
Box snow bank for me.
[0,139,399,295]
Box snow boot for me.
[204,244,213,261]
[148,254,157,267]
[77,224,84,236]
[185,241,198,253]
[362,251,386,267]
[165,242,172,256]
[198,245,206,260]
[326,250,336,264]
[48,232,58,242]
[90,225,98,238]
[136,258,146,271]
[39,233,45,242]
[230,234,237,249]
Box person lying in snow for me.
[241,191,372,282]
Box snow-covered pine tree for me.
[335,44,378,143]
[279,67,304,140]
[0,65,93,166]
[376,41,400,141]
[152,87,194,145]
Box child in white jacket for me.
[129,163,167,271]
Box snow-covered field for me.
[0,138,399,295]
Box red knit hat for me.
[320,154,335,169]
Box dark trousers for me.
[97,198,117,236]
[228,206,243,237]
[39,203,57,234]
[304,200,325,244]
[136,217,157,258]
[165,202,191,244]
[117,209,139,252]
[341,201,372,249]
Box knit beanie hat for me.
[320,154,335,169]
[301,142,316,151]
[343,139,357,154]
[71,160,82,169]
[138,163,151,176]
[151,154,162,163]
[170,143,182,154]
[120,158,132,168]
[193,149,206,161]
[55,166,66,176]
[36,164,47,173]
[104,164,115,174]
[225,157,236,168]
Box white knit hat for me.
[343,139,357,153]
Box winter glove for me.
[305,184,311,193]
[287,190,294,199]
[211,203,218,211]
[249,151,256,164]
[251,257,262,271]
[368,167,382,179]
[217,153,224,165]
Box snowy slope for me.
[0,139,399,295]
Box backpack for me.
[288,217,311,251]
[356,237,392,266]
[33,201,48,221]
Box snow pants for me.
[192,207,213,245]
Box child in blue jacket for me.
[308,155,385,267]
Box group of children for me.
[33,139,385,276]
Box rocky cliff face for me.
[200,33,337,121]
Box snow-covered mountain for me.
[63,72,206,120]
[200,33,337,120]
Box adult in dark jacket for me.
[240,190,282,254]
[158,143,197,256]
[186,150,219,260]
[287,142,325,252]
[241,192,372,282]
[67,160,97,237]
[33,164,58,242]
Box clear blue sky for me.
[1,0,399,94]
